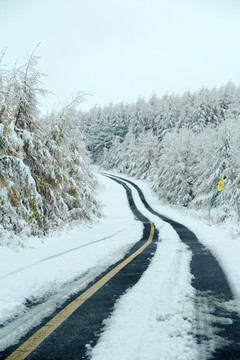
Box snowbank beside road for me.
[1,170,240,359]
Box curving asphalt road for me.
[1,174,240,359]
[109,173,240,359]
[1,176,159,360]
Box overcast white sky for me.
[1,0,240,113]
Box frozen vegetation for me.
[0,51,101,242]
[1,50,240,241]
[76,83,240,226]
[1,49,240,358]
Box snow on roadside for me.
[102,171,240,310]
[0,175,142,350]
[89,171,240,360]
[128,175,240,312]
[1,169,240,358]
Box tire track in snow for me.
[105,173,240,359]
[0,229,126,280]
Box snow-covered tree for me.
[75,81,240,224]
[191,123,234,214]
[155,129,196,206]
[14,51,48,130]
[0,52,101,240]
[190,87,221,132]
[134,132,159,180]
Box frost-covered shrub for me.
[0,53,101,242]
[0,156,42,234]
[0,124,8,153]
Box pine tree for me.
[14,50,48,130]
[0,52,101,239]
[156,129,195,206]
[192,124,233,211]
[134,132,159,180]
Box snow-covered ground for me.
[1,171,240,359]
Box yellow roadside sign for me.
[217,176,224,192]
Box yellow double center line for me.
[6,222,155,360]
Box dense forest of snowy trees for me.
[77,83,240,224]
[0,52,101,241]
[1,50,239,242]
